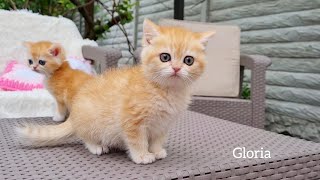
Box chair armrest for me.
[82,46,122,73]
[240,55,271,128]
[240,55,272,69]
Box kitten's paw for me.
[131,152,156,164]
[154,149,167,159]
[85,143,103,155]
[52,113,65,122]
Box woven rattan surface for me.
[1,111,320,180]
[189,97,252,127]
[82,46,121,73]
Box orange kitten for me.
[17,20,215,164]
[24,41,92,121]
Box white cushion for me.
[0,89,55,118]
[159,19,240,97]
[0,10,97,72]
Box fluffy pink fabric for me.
[0,61,44,91]
[0,58,94,91]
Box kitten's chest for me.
[45,78,57,93]
[43,79,53,94]
[151,90,191,119]
[45,77,64,98]
[145,90,191,134]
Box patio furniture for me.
[1,111,320,179]
[0,10,121,118]
[82,45,121,73]
[133,19,272,129]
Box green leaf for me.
[241,83,251,99]
[1,0,135,41]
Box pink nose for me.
[173,67,181,73]
[33,67,37,70]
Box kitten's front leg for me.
[149,134,167,159]
[124,125,156,164]
[53,101,67,122]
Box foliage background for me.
[1,0,135,44]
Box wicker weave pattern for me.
[82,46,122,73]
[1,111,320,179]
[189,55,271,129]
[189,97,252,126]
[241,55,271,129]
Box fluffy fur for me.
[0,89,55,119]
[16,19,215,164]
[24,41,92,121]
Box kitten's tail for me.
[15,120,74,147]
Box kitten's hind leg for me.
[102,145,110,154]
[85,142,104,155]
[53,101,67,122]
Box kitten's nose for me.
[33,67,36,70]
[173,67,181,73]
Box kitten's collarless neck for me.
[46,61,70,78]
[145,74,191,95]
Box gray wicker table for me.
[1,111,320,180]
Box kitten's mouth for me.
[170,74,179,78]
[170,73,181,78]
[33,69,41,73]
[169,75,183,82]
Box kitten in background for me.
[17,19,215,164]
[23,41,92,121]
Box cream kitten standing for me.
[17,19,214,164]
[24,41,92,121]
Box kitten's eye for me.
[39,60,46,66]
[183,56,194,66]
[160,53,171,62]
[28,59,33,65]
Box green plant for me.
[241,83,251,99]
[95,0,136,56]
[1,0,77,17]
[2,0,135,42]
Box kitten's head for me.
[141,19,215,88]
[24,41,66,75]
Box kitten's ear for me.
[48,43,63,57]
[143,18,160,46]
[198,31,215,46]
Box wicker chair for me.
[82,45,121,73]
[190,55,271,129]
